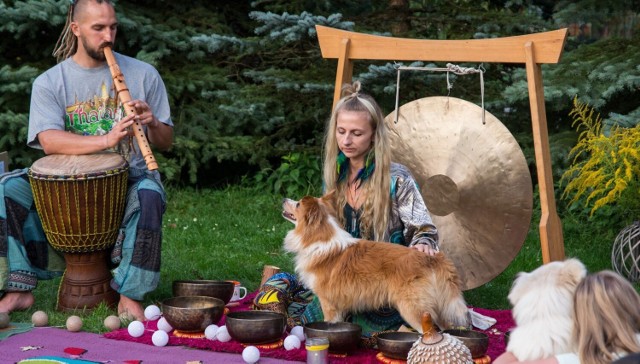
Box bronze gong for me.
[385,97,533,290]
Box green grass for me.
[7,185,623,332]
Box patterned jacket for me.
[385,163,439,250]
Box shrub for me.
[249,152,322,198]
[561,97,640,216]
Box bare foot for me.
[118,295,145,321]
[0,291,35,313]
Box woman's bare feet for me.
[117,295,145,321]
[0,291,35,313]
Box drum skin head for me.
[30,153,127,176]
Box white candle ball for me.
[66,315,83,332]
[216,329,231,342]
[128,320,145,337]
[31,311,48,327]
[103,315,121,331]
[204,324,219,340]
[152,329,169,347]
[242,346,260,364]
[144,304,162,320]
[157,317,173,332]
[290,325,305,341]
[284,334,301,350]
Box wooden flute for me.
[103,47,159,171]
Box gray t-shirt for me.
[28,52,173,171]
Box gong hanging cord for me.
[394,63,486,125]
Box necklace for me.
[347,179,362,209]
[346,181,363,236]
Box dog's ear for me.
[320,190,338,216]
[300,196,324,227]
[322,189,337,200]
[507,271,529,305]
[560,258,587,286]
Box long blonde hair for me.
[574,270,640,364]
[52,0,114,63]
[322,81,391,240]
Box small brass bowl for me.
[376,331,421,360]
[173,280,235,304]
[226,311,286,344]
[442,329,489,358]
[161,296,225,332]
[304,322,362,354]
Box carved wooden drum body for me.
[29,153,128,311]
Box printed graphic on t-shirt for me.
[65,82,119,136]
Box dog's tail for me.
[435,254,471,330]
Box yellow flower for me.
[561,97,640,216]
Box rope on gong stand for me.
[394,63,486,125]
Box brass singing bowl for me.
[225,311,286,344]
[376,331,421,360]
[161,296,225,332]
[442,329,489,358]
[304,321,362,354]
[172,280,235,304]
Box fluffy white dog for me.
[506,258,587,360]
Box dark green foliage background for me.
[1,0,638,192]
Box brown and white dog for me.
[281,194,470,332]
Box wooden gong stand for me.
[316,25,567,264]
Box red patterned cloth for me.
[103,293,515,363]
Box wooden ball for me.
[31,310,48,327]
[104,315,121,331]
[66,315,83,332]
[0,312,10,329]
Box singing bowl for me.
[172,280,235,304]
[376,331,421,360]
[225,310,286,344]
[442,329,489,358]
[161,296,225,332]
[304,322,362,354]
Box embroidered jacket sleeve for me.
[387,163,439,251]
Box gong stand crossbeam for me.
[316,25,567,264]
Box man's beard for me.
[82,39,113,62]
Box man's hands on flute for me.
[38,99,172,156]
[126,99,173,151]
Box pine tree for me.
[0,0,637,186]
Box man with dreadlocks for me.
[0,0,173,320]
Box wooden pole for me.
[524,41,565,262]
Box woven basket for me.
[611,221,640,282]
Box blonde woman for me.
[255,81,439,340]
[322,81,438,251]
[495,270,640,364]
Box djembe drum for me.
[28,153,129,312]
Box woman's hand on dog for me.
[411,244,438,256]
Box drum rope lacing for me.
[393,63,486,125]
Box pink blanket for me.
[104,294,514,363]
